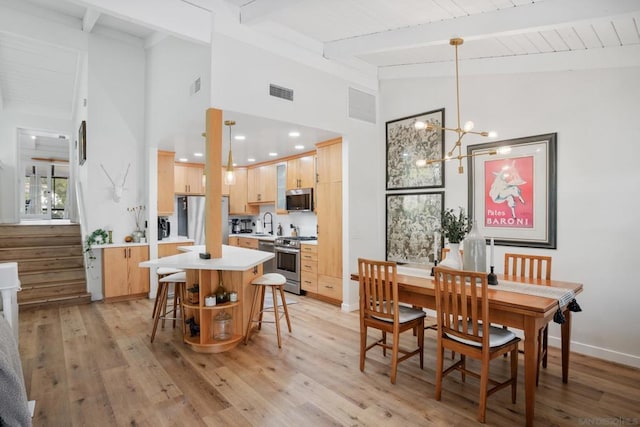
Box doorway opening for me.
[18,128,72,222]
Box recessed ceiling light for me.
[288,131,300,137]
[268,152,278,157]
[31,135,36,140]
[178,158,189,162]
[294,145,304,150]
[234,135,246,141]
[194,152,203,157]
[247,158,256,162]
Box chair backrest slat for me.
[434,267,490,347]
[358,258,398,323]
[504,253,552,280]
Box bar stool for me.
[151,271,186,343]
[152,267,184,320]
[244,273,292,348]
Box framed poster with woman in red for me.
[467,133,557,248]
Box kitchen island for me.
[140,245,274,353]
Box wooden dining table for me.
[351,269,583,427]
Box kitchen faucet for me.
[263,212,274,235]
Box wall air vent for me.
[348,87,376,124]
[269,84,294,101]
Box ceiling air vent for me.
[348,87,376,124]
[269,84,294,101]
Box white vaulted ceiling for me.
[1,0,639,161]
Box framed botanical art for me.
[386,109,445,190]
[386,191,444,265]
[467,133,557,249]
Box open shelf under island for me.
[140,245,274,353]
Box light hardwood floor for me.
[18,297,640,426]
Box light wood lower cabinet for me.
[228,237,239,247]
[180,266,262,353]
[102,245,149,301]
[158,241,193,257]
[317,275,342,301]
[301,244,318,293]
[237,237,259,250]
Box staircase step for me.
[18,293,92,311]
[18,281,87,301]
[0,235,82,249]
[0,224,81,238]
[0,245,84,261]
[19,268,86,286]
[17,256,85,273]
[2,223,90,310]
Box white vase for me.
[463,220,487,272]
[439,243,462,270]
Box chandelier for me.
[415,38,498,174]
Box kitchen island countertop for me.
[139,244,273,271]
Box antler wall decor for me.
[100,163,131,203]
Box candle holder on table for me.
[487,266,498,285]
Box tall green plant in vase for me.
[439,207,470,269]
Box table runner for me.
[395,266,581,323]
[495,279,575,307]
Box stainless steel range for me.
[274,236,317,294]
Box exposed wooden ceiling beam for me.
[324,0,640,59]
[82,8,101,33]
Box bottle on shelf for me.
[216,279,228,304]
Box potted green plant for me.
[439,207,470,269]
[84,228,109,266]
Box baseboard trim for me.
[547,336,640,369]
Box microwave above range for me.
[286,188,313,212]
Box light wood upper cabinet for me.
[157,150,175,216]
[103,245,149,300]
[316,140,342,183]
[247,164,276,204]
[228,168,258,215]
[175,163,204,195]
[286,155,315,190]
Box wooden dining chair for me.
[504,253,552,385]
[433,267,520,423]
[358,258,426,384]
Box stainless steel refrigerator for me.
[177,196,229,245]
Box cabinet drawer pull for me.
[324,285,333,289]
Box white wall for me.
[210,34,379,310]
[381,67,640,367]
[81,33,146,299]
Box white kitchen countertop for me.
[158,237,195,244]
[229,233,277,241]
[140,244,274,271]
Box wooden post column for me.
[205,108,223,258]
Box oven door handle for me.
[276,247,299,255]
